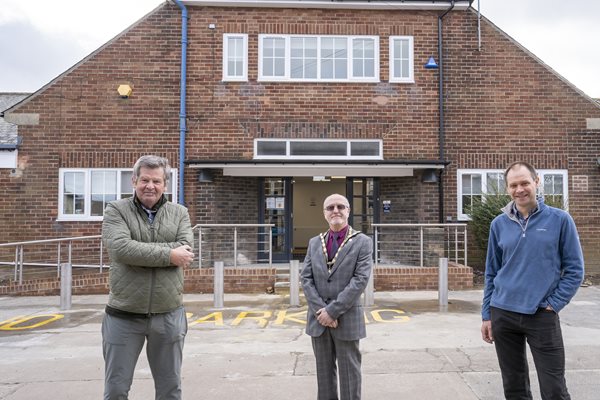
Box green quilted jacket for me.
[102,195,193,314]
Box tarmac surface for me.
[1,287,599,399]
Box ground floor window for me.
[456,168,568,220]
[58,168,177,221]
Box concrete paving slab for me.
[0,287,599,399]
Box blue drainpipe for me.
[173,0,188,205]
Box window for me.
[58,168,177,221]
[254,139,382,160]
[223,34,248,81]
[457,169,568,220]
[389,36,414,83]
[258,35,379,82]
[0,150,18,169]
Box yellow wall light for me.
[117,84,133,98]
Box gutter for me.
[173,0,188,205]
[0,137,23,150]
[437,0,455,223]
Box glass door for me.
[259,178,292,262]
[346,178,379,237]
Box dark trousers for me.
[491,306,570,400]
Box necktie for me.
[329,232,339,261]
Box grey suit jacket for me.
[301,227,373,341]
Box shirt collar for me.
[329,225,349,239]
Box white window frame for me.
[254,139,383,160]
[0,149,18,169]
[223,33,248,82]
[58,168,178,221]
[389,36,414,83]
[258,34,380,83]
[456,168,568,221]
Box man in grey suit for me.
[301,193,373,400]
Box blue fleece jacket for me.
[481,198,584,321]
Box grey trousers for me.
[311,329,362,400]
[102,307,187,400]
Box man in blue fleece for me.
[481,161,584,400]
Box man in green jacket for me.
[101,155,194,400]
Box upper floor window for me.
[254,139,382,160]
[258,35,379,82]
[389,36,414,83]
[457,169,568,220]
[223,34,248,81]
[58,168,177,221]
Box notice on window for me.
[266,197,276,210]
[275,197,285,209]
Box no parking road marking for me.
[0,308,410,331]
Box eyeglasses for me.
[324,204,348,212]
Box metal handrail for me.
[372,223,468,268]
[0,235,104,284]
[193,224,274,268]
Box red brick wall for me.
[1,4,599,274]
[0,264,471,296]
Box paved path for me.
[1,288,599,399]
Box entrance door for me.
[347,178,380,237]
[260,178,292,262]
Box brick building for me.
[1,0,599,292]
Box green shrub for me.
[468,194,565,255]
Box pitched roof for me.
[0,93,29,147]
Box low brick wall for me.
[374,263,473,291]
[0,264,472,296]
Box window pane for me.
[462,174,482,195]
[91,171,117,216]
[291,37,318,79]
[290,141,347,156]
[400,60,409,77]
[321,38,333,58]
[350,142,379,156]
[227,38,238,58]
[486,172,506,194]
[257,141,287,156]
[121,171,133,195]
[392,38,410,79]
[226,37,244,77]
[352,38,374,78]
[291,38,303,57]
[544,174,563,194]
[472,175,482,195]
[462,174,472,193]
[365,61,374,77]
[322,59,333,79]
[264,61,274,76]
[275,60,285,76]
[321,38,347,79]
[335,59,347,78]
[63,172,85,215]
[262,38,285,77]
[401,40,408,58]
[353,59,363,76]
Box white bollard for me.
[289,260,300,307]
[214,261,224,308]
[439,257,448,308]
[60,263,72,311]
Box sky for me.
[0,0,599,98]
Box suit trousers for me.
[311,328,361,400]
[490,306,570,400]
[102,306,187,400]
